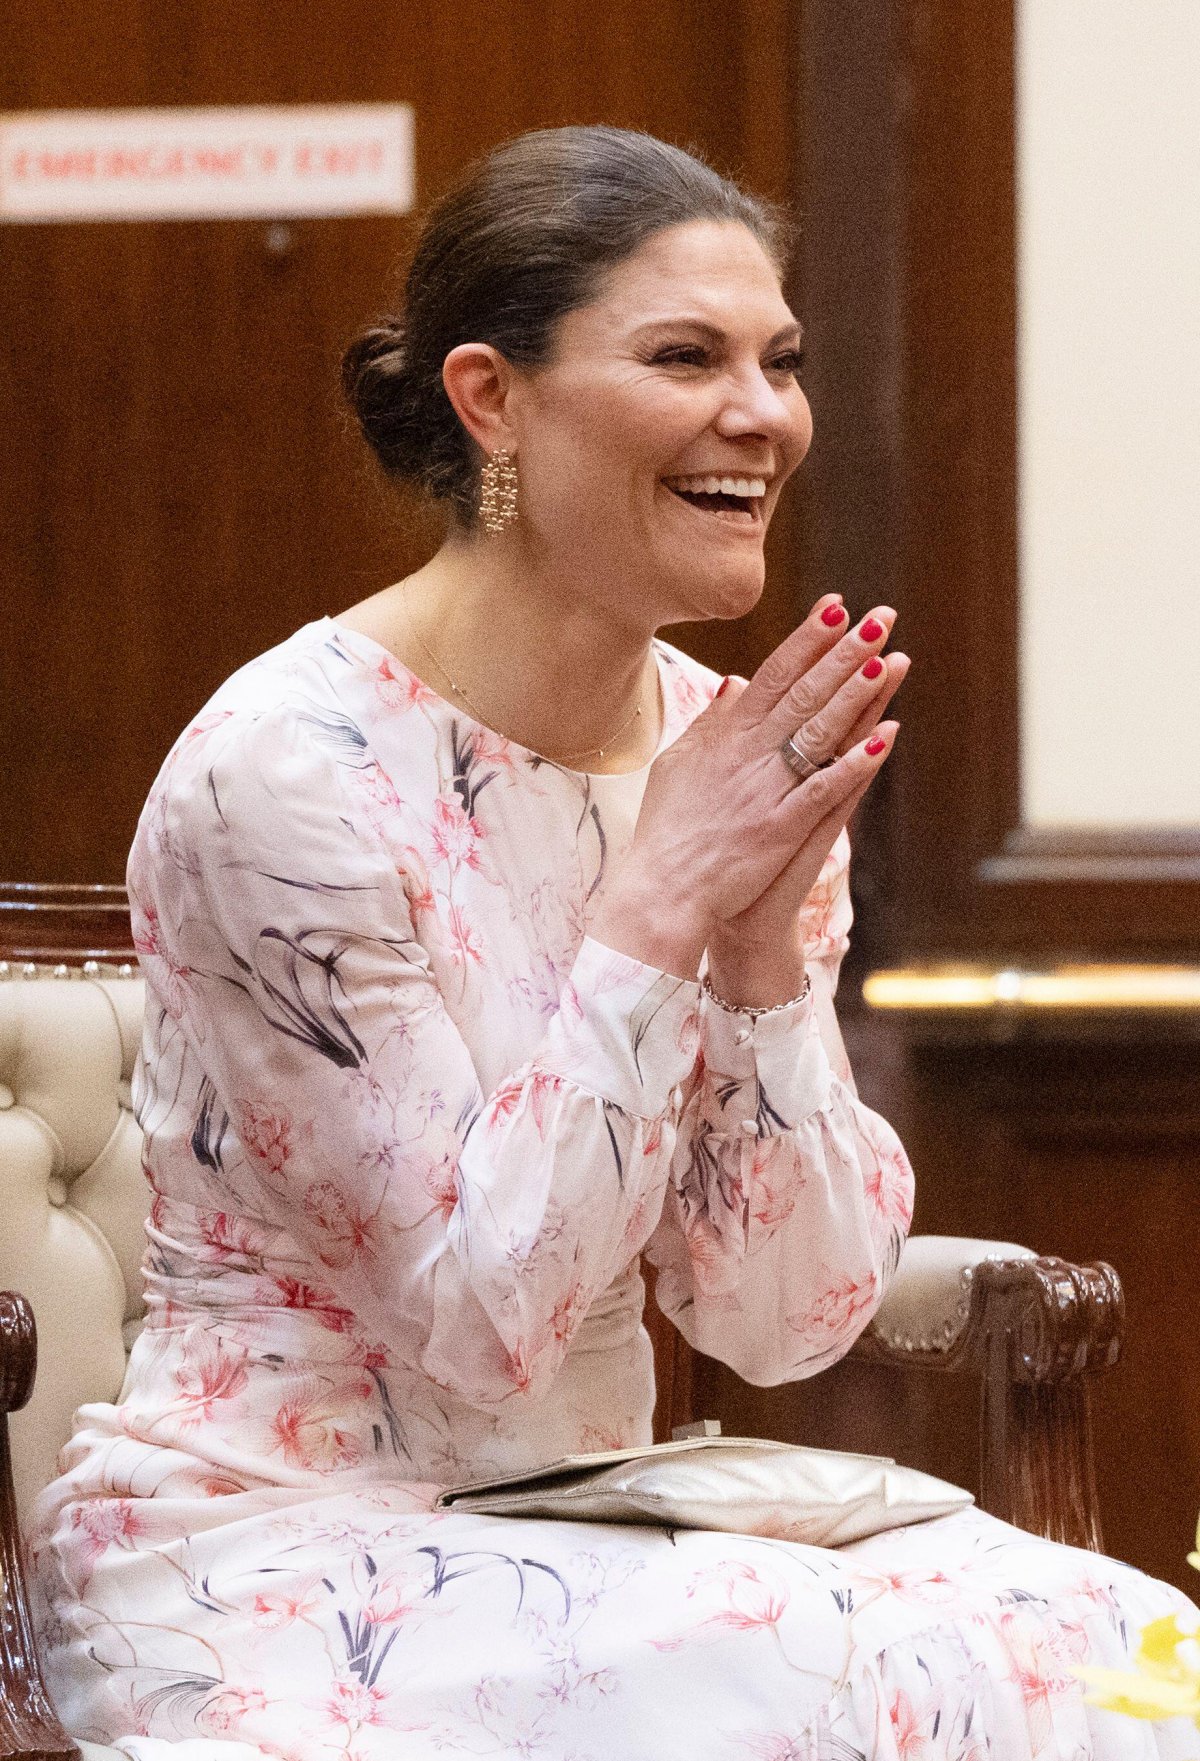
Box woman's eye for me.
[648,344,806,376]
[651,345,708,368]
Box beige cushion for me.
[0,964,148,1523]
[868,1233,1036,1354]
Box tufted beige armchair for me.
[0,958,1124,1761]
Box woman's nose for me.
[715,369,803,443]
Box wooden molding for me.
[980,826,1200,887]
[862,962,1200,1044]
[0,885,135,967]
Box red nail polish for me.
[862,657,884,681]
[860,618,884,643]
[715,677,731,698]
[865,735,887,756]
[821,605,847,627]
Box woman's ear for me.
[442,344,517,455]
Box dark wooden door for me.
[3,0,803,883]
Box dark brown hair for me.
[341,125,784,520]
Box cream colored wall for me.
[1017,1,1200,829]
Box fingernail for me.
[860,618,884,643]
[821,605,847,627]
[862,657,884,681]
[865,735,887,756]
[715,677,731,698]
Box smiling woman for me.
[27,126,1198,1761]
[338,130,814,776]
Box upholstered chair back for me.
[0,965,148,1524]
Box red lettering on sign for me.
[292,138,386,178]
[100,149,154,180]
[191,146,247,178]
[1,111,410,215]
[36,150,99,181]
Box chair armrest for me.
[857,1235,1037,1360]
[0,1292,80,1761]
[851,1238,1123,1550]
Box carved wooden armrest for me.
[851,1237,1123,1551]
[0,1292,79,1761]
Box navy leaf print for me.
[249,872,382,896]
[601,1099,626,1189]
[753,1077,792,1137]
[364,1367,412,1461]
[414,1546,570,1622]
[451,723,499,817]
[295,708,369,766]
[191,1076,229,1173]
[367,1627,400,1687]
[132,1674,222,1723]
[210,927,373,1069]
[677,1123,741,1231]
[584,802,607,901]
[628,974,687,1081]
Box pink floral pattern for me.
[29,620,1197,1760]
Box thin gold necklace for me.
[403,580,650,766]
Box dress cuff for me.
[535,934,701,1118]
[700,984,834,1132]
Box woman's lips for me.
[663,483,764,526]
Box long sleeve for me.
[644,834,914,1385]
[130,704,701,1412]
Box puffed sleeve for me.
[130,706,701,1410]
[644,832,915,1384]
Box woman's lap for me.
[37,1491,1200,1760]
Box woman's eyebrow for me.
[629,317,804,347]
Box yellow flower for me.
[1077,1529,1200,1731]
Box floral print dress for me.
[31,619,1199,1761]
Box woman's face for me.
[508,218,812,628]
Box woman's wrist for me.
[704,934,808,1012]
[589,872,710,983]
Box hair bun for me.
[342,321,428,479]
[341,320,407,387]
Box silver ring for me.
[780,732,826,782]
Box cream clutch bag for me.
[438,1436,973,1548]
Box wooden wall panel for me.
[2,0,802,884]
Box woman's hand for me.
[590,595,907,984]
[706,599,909,1006]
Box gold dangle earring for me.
[479,448,519,536]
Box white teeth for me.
[666,474,768,498]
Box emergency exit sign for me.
[0,104,415,222]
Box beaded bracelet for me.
[700,969,812,1019]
